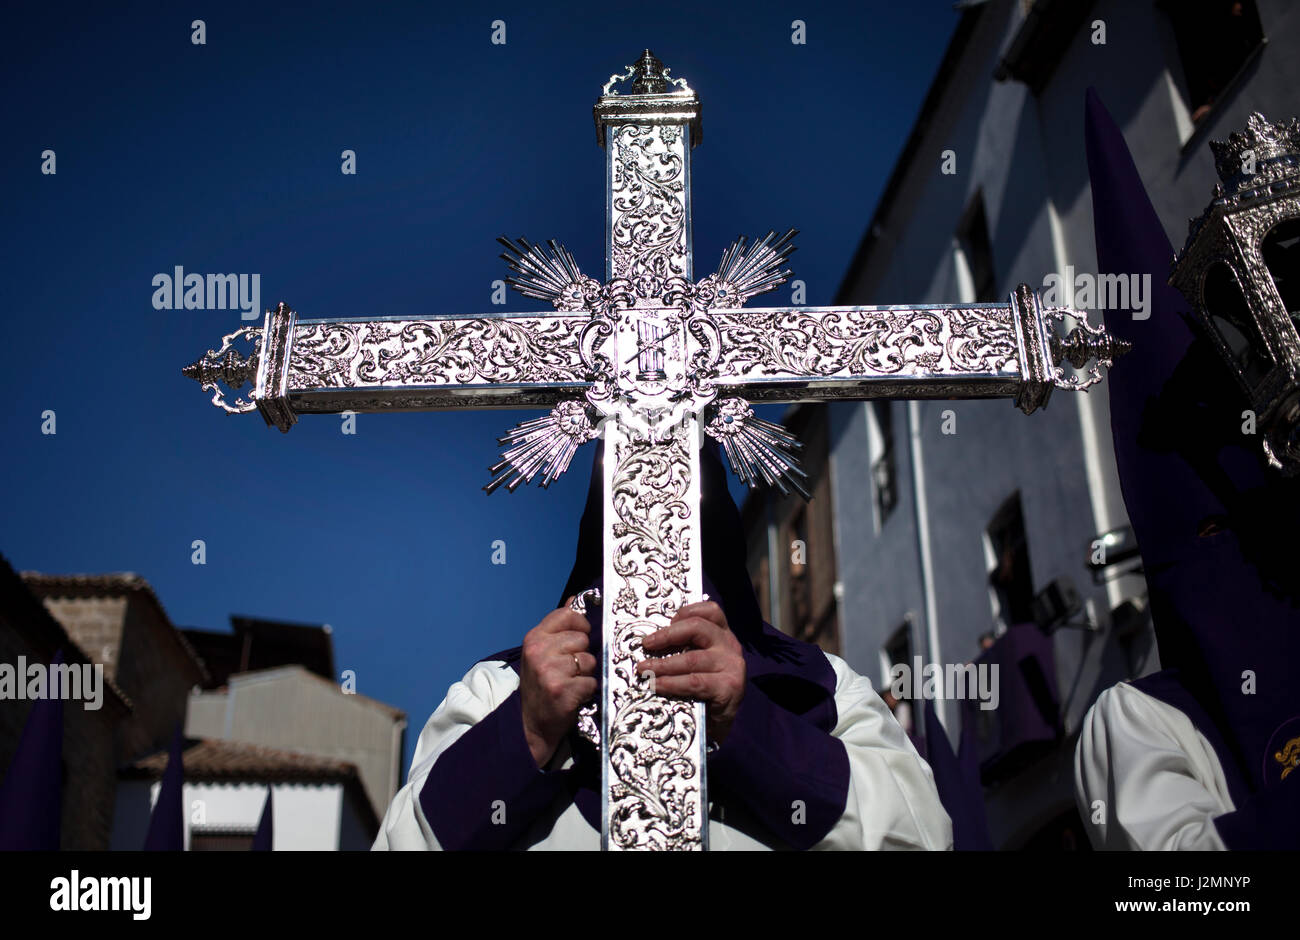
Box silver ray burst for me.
[485,399,601,493]
[704,397,809,498]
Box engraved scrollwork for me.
[685,309,723,394]
[610,440,691,617]
[577,278,634,417]
[605,434,702,850]
[293,390,572,413]
[610,125,687,305]
[292,323,358,387]
[738,381,1015,403]
[713,306,1021,382]
[607,616,700,850]
[579,318,615,379]
[287,318,588,390]
[946,305,1018,372]
[569,589,602,747]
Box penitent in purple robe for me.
[374,442,953,850]
[143,724,186,851]
[1075,90,1300,850]
[923,701,992,851]
[0,649,66,851]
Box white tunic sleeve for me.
[1074,681,1232,850]
[372,660,522,851]
[814,653,953,850]
[374,652,953,850]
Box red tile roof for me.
[122,737,382,837]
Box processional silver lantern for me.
[1171,113,1300,473]
[182,50,1129,850]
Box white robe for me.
[374,650,953,850]
[1074,681,1231,850]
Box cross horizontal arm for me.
[710,302,1021,397]
[705,286,1117,415]
[184,303,593,432]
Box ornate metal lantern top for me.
[1171,112,1300,473]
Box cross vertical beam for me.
[595,51,709,850]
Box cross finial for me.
[630,49,668,94]
[595,50,700,148]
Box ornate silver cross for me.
[183,50,1127,851]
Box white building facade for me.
[111,738,377,850]
[829,0,1298,848]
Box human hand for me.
[519,599,597,767]
[636,600,747,744]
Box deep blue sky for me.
[1,1,958,774]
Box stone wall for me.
[114,594,205,762]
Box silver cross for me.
[183,49,1127,851]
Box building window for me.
[867,401,897,530]
[956,193,997,303]
[190,826,256,851]
[1161,0,1264,124]
[986,493,1035,629]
